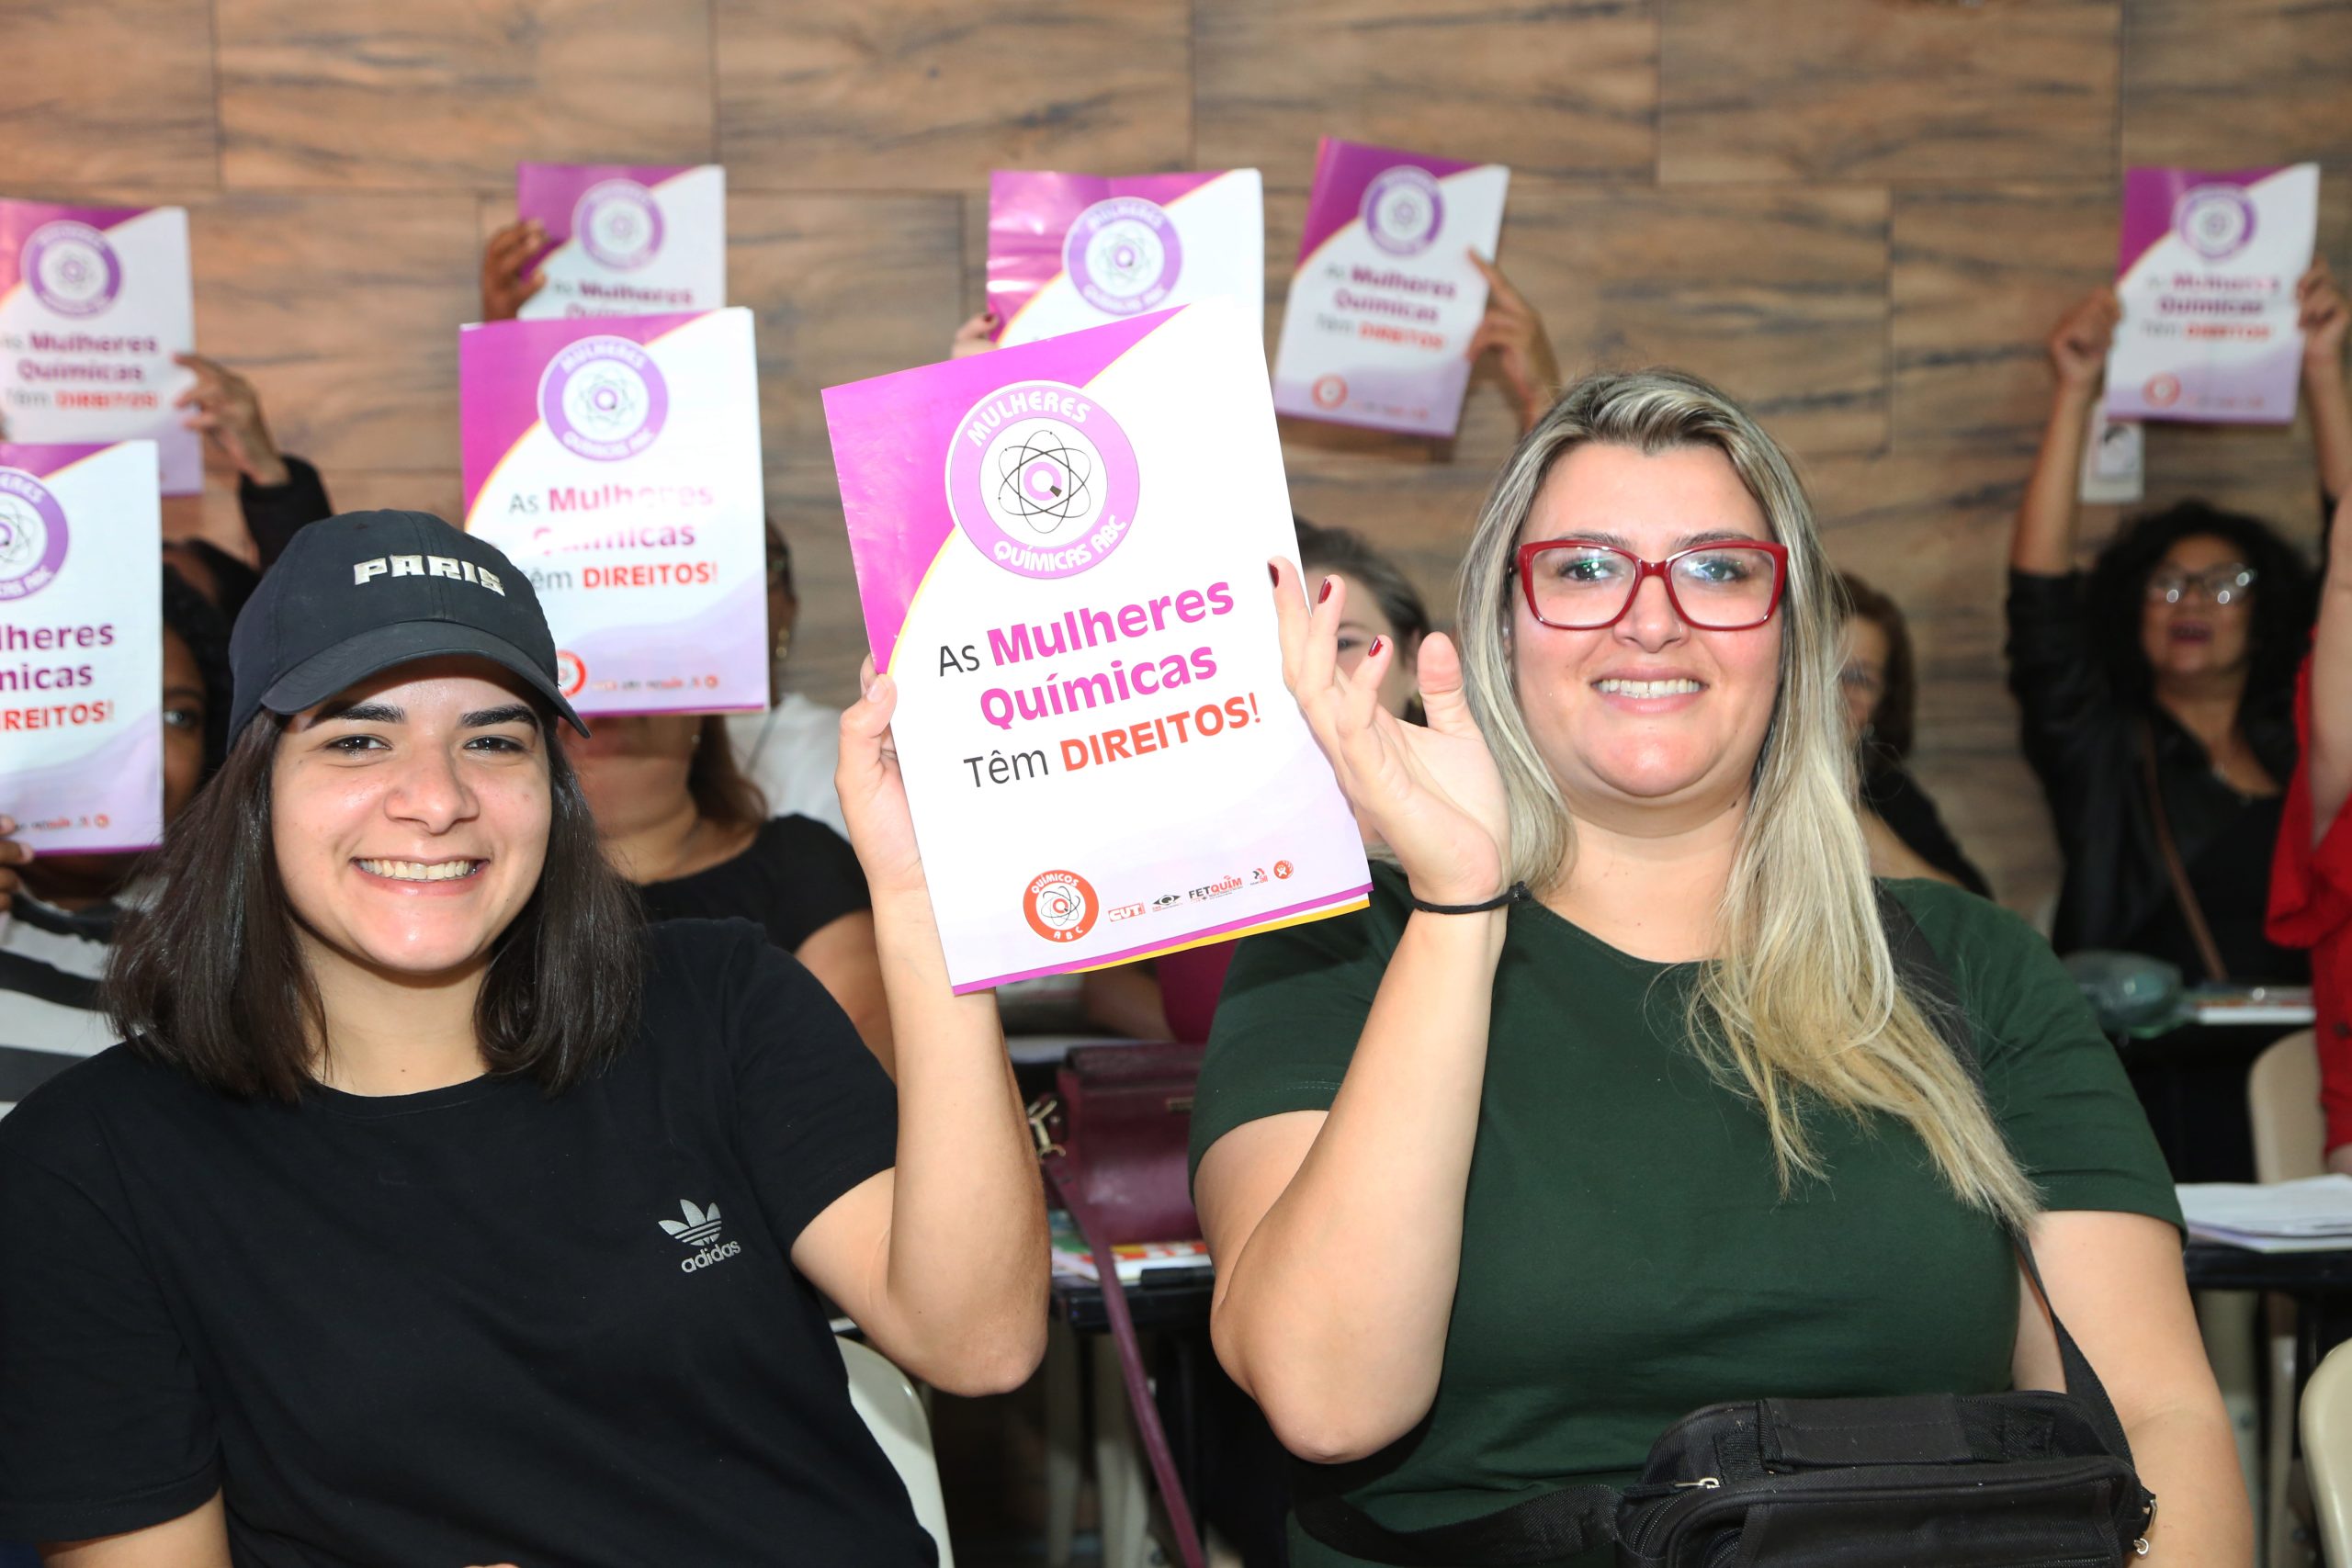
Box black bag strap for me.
[1289,889,2138,1564]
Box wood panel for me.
[2122,0,2352,169]
[0,0,219,195]
[716,0,1191,192]
[216,0,715,188]
[1892,185,2119,451]
[189,193,481,474]
[729,192,967,467]
[1658,0,2120,185]
[1193,0,1657,190]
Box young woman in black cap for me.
[0,511,1047,1566]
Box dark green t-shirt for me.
[1188,871,2179,1568]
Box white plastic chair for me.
[2301,1338,2352,1566]
[840,1337,956,1567]
[2248,1031,2326,1566]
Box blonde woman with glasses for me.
[1188,370,2245,1566]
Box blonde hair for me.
[1455,369,2040,1229]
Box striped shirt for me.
[0,896,119,1117]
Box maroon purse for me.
[1031,1042,1210,1568]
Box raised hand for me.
[1464,251,1562,436]
[1273,561,1510,905]
[835,659,927,901]
[2047,287,2120,391]
[2302,259,2349,369]
[172,353,290,486]
[480,219,548,322]
[949,309,1001,358]
[0,817,26,918]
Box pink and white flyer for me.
[1271,138,1509,438]
[0,201,198,493]
[458,308,767,717]
[0,440,163,853]
[822,297,1372,993]
[2105,164,2321,425]
[514,163,726,321]
[988,168,1263,349]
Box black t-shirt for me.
[0,919,932,1567]
[638,815,871,954]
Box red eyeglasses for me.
[1511,538,1791,631]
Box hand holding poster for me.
[0,201,198,493]
[459,308,767,716]
[823,297,1372,992]
[988,169,1264,349]
[2105,164,2321,424]
[1271,139,1510,439]
[514,164,727,321]
[0,441,163,853]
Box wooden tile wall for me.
[10,0,2352,917]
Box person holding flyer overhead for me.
[0,511,1046,1564]
[1190,370,2241,1564]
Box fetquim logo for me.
[21,220,122,317]
[1063,196,1183,316]
[574,178,665,271]
[946,380,1141,580]
[538,334,670,462]
[2174,185,2257,262]
[0,468,71,602]
[661,1199,742,1272]
[1362,166,1445,257]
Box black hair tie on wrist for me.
[1408,882,1530,915]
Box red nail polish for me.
[1268,562,1280,587]
[1318,577,1335,604]
[1368,636,1385,658]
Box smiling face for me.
[1511,442,1783,824]
[270,659,551,988]
[2140,532,2256,684]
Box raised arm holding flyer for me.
[2105,163,2322,424]
[459,307,767,717]
[0,201,198,493]
[1271,138,1510,439]
[0,440,163,854]
[514,163,727,321]
[823,297,1371,993]
[987,169,1265,350]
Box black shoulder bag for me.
[1292,896,2158,1567]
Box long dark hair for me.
[106,705,644,1100]
[2084,499,2315,716]
[688,714,769,835]
[1834,571,1917,761]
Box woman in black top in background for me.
[1836,572,1991,896]
[2008,277,2347,984]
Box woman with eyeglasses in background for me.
[2007,268,2348,987]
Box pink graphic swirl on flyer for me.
[0,440,164,853]
[822,298,1371,992]
[514,163,727,321]
[2104,164,2321,425]
[1270,138,1510,439]
[988,169,1264,349]
[0,201,199,492]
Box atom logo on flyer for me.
[0,468,70,602]
[1023,870,1099,943]
[574,179,666,271]
[1362,166,1445,257]
[538,335,670,462]
[1063,197,1183,315]
[21,220,122,317]
[2173,185,2257,262]
[946,379,1142,580]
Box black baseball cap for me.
[228,510,589,739]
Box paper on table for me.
[2179,1175,2352,1252]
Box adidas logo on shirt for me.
[660,1199,741,1273]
